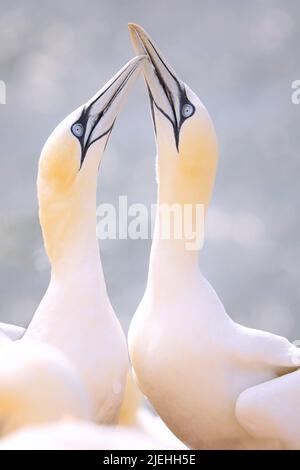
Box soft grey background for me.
[0,0,299,339]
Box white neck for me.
[147,159,204,299]
[49,209,106,294]
[49,220,109,308]
[29,176,112,332]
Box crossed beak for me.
[128,23,190,149]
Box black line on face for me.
[103,120,115,152]
[146,82,195,151]
[138,33,194,151]
[144,61,180,149]
[98,122,115,171]
[71,65,136,169]
[75,110,114,168]
[147,37,182,94]
[147,84,157,136]
[71,106,111,169]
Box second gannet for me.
[0,340,92,436]
[127,24,300,449]
[20,56,145,424]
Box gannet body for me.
[0,327,185,448]
[20,56,145,423]
[236,369,300,449]
[127,24,300,449]
[0,340,92,436]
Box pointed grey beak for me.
[128,23,194,149]
[72,55,145,167]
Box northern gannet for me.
[127,24,300,450]
[0,340,92,436]
[19,56,145,424]
[0,323,185,448]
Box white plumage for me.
[127,23,300,449]
[236,368,300,449]
[0,56,145,432]
[0,340,92,436]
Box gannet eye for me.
[71,123,84,138]
[181,103,194,119]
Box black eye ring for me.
[71,122,84,138]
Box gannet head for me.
[128,24,218,208]
[40,55,144,180]
[0,341,92,436]
[38,56,144,263]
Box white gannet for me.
[0,322,185,449]
[0,340,92,436]
[127,24,300,450]
[236,367,300,449]
[0,323,186,448]
[19,56,145,424]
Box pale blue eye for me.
[181,103,194,118]
[72,123,84,137]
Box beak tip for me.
[128,23,148,59]
[128,22,138,31]
[133,55,147,68]
[128,22,147,39]
[126,54,146,72]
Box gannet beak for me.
[74,55,145,167]
[128,23,190,148]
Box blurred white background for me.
[0,0,299,338]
